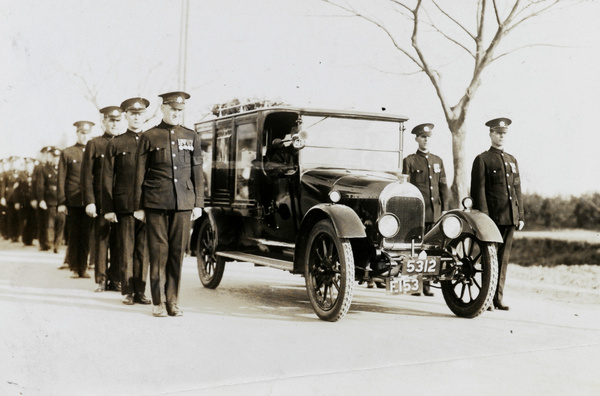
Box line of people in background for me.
[0,91,205,318]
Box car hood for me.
[301,168,403,201]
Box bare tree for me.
[322,0,582,203]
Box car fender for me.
[303,204,366,239]
[424,209,503,245]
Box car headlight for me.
[378,213,400,238]
[462,197,473,210]
[329,190,341,203]
[441,215,462,239]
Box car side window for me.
[235,122,257,201]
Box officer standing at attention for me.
[58,121,94,279]
[37,147,65,255]
[82,107,123,292]
[103,98,151,304]
[402,123,450,296]
[470,118,524,311]
[133,91,204,317]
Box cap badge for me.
[133,102,142,109]
[499,121,505,127]
[111,110,119,116]
[176,96,183,103]
[423,126,430,132]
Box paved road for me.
[1,239,599,396]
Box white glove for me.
[85,203,97,218]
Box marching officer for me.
[35,147,52,251]
[0,158,7,239]
[5,157,25,243]
[13,158,39,246]
[103,98,151,304]
[37,147,65,254]
[133,91,204,317]
[402,123,450,296]
[82,106,123,292]
[470,117,524,311]
[58,121,94,279]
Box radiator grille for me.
[385,196,424,244]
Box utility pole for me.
[178,0,190,91]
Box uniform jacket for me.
[36,163,59,206]
[103,130,143,214]
[134,121,204,211]
[82,133,113,212]
[13,173,35,207]
[402,150,449,223]
[470,147,524,226]
[5,172,21,205]
[58,143,86,207]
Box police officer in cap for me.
[470,117,524,311]
[37,146,65,254]
[58,121,94,278]
[103,97,151,304]
[82,106,123,292]
[133,91,204,317]
[402,123,450,296]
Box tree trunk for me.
[450,124,469,208]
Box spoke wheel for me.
[196,219,225,289]
[304,220,354,322]
[441,235,498,318]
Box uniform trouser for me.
[47,207,65,251]
[0,207,7,239]
[146,209,191,306]
[7,205,21,241]
[88,220,96,266]
[66,207,91,276]
[495,225,515,305]
[118,213,148,296]
[20,206,37,246]
[37,208,49,250]
[94,215,120,285]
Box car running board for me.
[216,251,294,271]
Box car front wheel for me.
[304,219,355,322]
[196,219,225,289]
[441,235,498,318]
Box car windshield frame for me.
[298,114,406,173]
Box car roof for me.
[196,105,409,125]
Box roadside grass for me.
[512,229,600,266]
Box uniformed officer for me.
[58,121,94,279]
[35,147,52,251]
[82,107,123,292]
[402,123,450,296]
[13,158,39,246]
[37,147,65,255]
[133,91,204,317]
[470,117,524,311]
[0,158,7,239]
[103,98,151,304]
[5,157,25,243]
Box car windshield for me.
[299,115,403,172]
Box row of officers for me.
[0,91,204,318]
[402,118,524,310]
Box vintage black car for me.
[191,103,503,321]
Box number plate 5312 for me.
[402,257,440,275]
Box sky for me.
[1,0,599,197]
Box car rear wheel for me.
[441,235,498,318]
[304,220,354,322]
[196,219,225,289]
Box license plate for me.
[386,276,422,295]
[402,256,440,276]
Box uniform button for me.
[506,174,509,177]
[430,186,433,189]
[171,130,174,134]
[509,196,512,200]
[508,185,511,189]
[505,162,508,165]
[429,176,432,179]
[174,166,177,170]
[171,141,175,145]
[428,165,431,168]
[135,136,139,140]
[174,179,178,182]
[172,154,176,157]
[430,197,434,200]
